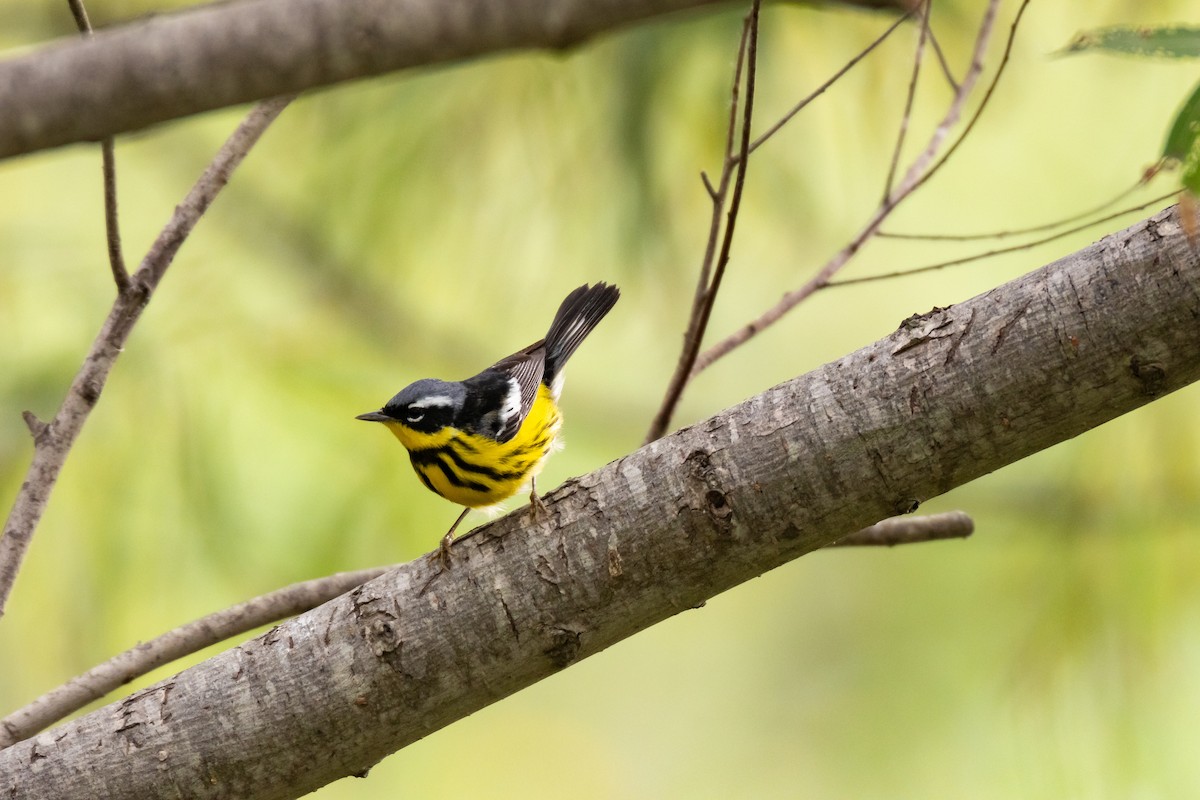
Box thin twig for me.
[883,0,931,198]
[67,0,130,291]
[898,0,1032,202]
[691,0,1007,377]
[700,11,753,303]
[19,412,46,440]
[879,176,1147,241]
[693,0,759,357]
[0,566,389,747]
[828,189,1178,287]
[924,11,959,90]
[644,1,760,444]
[0,96,293,620]
[647,6,918,441]
[99,139,129,290]
[746,9,912,158]
[830,511,973,547]
[65,0,90,31]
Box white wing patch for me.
[499,377,522,431]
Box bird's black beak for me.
[355,411,391,423]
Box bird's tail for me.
[542,282,620,390]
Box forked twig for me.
[895,0,1032,202]
[923,9,959,91]
[0,95,294,620]
[0,566,389,747]
[644,0,761,444]
[646,0,916,442]
[746,9,912,159]
[690,0,1011,377]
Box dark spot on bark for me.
[684,449,712,472]
[779,523,802,540]
[705,489,732,521]
[544,627,582,669]
[1129,354,1167,396]
[79,380,101,407]
[894,497,920,515]
[364,619,400,657]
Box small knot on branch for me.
[21,411,49,441]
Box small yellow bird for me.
[357,283,620,560]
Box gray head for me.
[356,378,466,433]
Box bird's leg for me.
[529,476,548,520]
[438,507,472,569]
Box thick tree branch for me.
[2,508,965,746]
[0,0,908,160]
[0,567,389,748]
[3,206,1196,799]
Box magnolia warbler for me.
[357,283,620,560]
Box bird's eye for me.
[406,411,425,424]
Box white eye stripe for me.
[409,395,455,410]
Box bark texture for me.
[2,206,1197,798]
[0,0,904,160]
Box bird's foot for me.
[436,531,456,570]
[433,507,471,571]
[529,478,548,521]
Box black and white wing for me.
[487,340,546,442]
[458,340,545,443]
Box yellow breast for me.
[383,385,563,508]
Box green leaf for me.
[1183,164,1200,196]
[1164,79,1200,163]
[1060,25,1200,58]
[1182,144,1200,195]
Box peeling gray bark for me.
[2,206,1197,798]
[0,0,906,160]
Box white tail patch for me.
[549,371,566,402]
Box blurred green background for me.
[2,0,1199,797]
